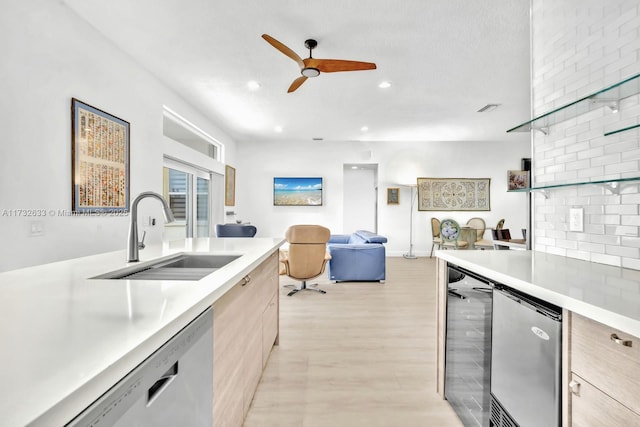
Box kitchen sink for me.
[92,254,242,281]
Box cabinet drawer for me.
[571,313,640,415]
[570,373,640,426]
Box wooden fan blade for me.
[262,34,304,68]
[287,76,308,93]
[305,58,377,73]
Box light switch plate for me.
[569,208,584,232]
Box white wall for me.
[531,0,640,269]
[0,0,236,272]
[236,139,530,257]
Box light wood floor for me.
[244,256,463,427]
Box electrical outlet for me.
[569,208,584,232]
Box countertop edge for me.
[23,238,285,427]
[436,250,640,338]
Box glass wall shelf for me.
[507,177,640,198]
[507,73,640,134]
[604,123,640,136]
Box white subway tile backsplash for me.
[544,147,566,159]
[590,214,621,225]
[609,225,639,236]
[577,166,605,178]
[566,250,592,261]
[536,236,557,246]
[604,160,639,174]
[557,239,579,250]
[584,204,605,214]
[589,194,620,205]
[584,223,606,235]
[566,159,591,171]
[622,257,640,270]
[621,193,640,204]
[605,244,639,258]
[621,236,640,247]
[591,152,621,166]
[547,229,568,239]
[546,246,568,256]
[621,215,640,226]
[578,241,606,253]
[604,140,640,155]
[605,204,638,214]
[533,0,640,269]
[577,146,604,160]
[591,234,621,245]
[590,253,622,266]
[555,171,579,181]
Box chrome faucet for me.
[128,191,175,262]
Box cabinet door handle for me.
[610,333,633,347]
[569,380,580,396]
[241,275,252,286]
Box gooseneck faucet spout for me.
[128,191,175,262]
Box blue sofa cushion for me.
[353,230,388,244]
[328,234,351,244]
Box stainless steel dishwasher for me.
[490,287,561,427]
[66,307,213,426]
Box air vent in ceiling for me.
[477,104,501,112]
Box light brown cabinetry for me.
[568,312,640,425]
[212,250,279,427]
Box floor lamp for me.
[403,185,417,259]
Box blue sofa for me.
[327,230,387,282]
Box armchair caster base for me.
[285,280,326,296]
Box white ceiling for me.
[62,0,531,144]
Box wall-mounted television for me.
[273,177,323,206]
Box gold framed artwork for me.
[225,165,236,206]
[71,98,130,213]
[507,170,529,190]
[387,188,400,204]
[417,177,490,211]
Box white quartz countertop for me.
[436,250,640,338]
[0,237,284,427]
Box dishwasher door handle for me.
[147,361,179,405]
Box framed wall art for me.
[273,177,323,206]
[507,170,529,190]
[71,98,130,213]
[417,177,490,211]
[387,187,400,204]
[225,165,236,206]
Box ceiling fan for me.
[261,34,377,93]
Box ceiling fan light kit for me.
[261,34,377,93]
[301,67,320,78]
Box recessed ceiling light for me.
[378,81,392,89]
[361,126,369,132]
[274,126,283,133]
[477,104,500,112]
[352,166,359,169]
[247,80,261,90]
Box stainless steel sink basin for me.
[92,254,241,281]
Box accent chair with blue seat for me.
[326,230,387,282]
[215,223,257,237]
